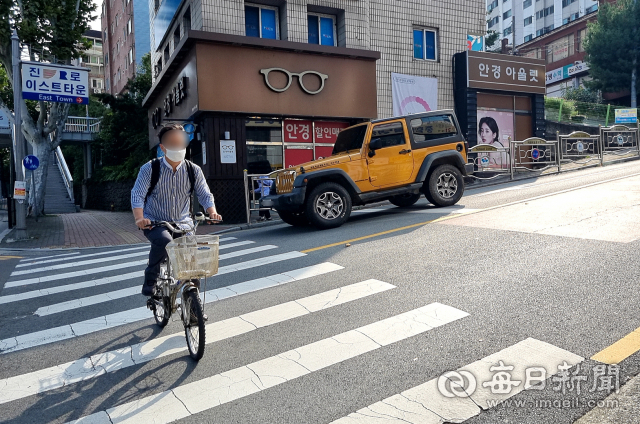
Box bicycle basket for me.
[166,235,219,280]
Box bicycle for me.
[145,212,221,360]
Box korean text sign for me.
[22,62,89,105]
[467,51,546,95]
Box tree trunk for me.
[27,139,52,216]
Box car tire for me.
[426,164,464,207]
[389,193,421,208]
[278,210,309,227]
[305,182,352,229]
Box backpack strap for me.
[144,159,161,204]
[185,160,196,214]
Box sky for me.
[90,1,102,31]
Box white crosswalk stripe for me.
[18,251,81,262]
[0,279,389,404]
[64,303,469,424]
[330,338,584,423]
[0,261,340,353]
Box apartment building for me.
[80,30,106,94]
[101,0,151,94]
[486,0,598,49]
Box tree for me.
[92,53,153,182]
[485,30,500,52]
[584,0,640,105]
[0,0,95,216]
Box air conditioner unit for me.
[93,88,103,94]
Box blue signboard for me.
[467,35,484,52]
[21,62,89,105]
[23,155,39,171]
[531,148,541,160]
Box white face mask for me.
[164,148,186,162]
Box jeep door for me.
[366,120,414,187]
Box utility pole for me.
[633,0,638,108]
[11,29,27,239]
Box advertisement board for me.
[391,73,438,116]
[477,109,513,169]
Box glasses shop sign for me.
[466,51,546,95]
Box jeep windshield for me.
[331,125,368,155]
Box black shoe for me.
[141,284,155,297]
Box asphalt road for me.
[1,160,640,424]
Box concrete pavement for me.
[1,160,640,423]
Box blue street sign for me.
[531,148,540,160]
[23,155,39,171]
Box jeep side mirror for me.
[368,138,382,157]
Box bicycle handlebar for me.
[146,217,223,233]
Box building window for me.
[562,0,577,7]
[413,28,437,61]
[104,53,109,65]
[487,0,498,12]
[105,77,110,90]
[524,34,533,42]
[245,4,279,40]
[127,18,132,35]
[524,16,533,26]
[523,0,532,8]
[174,25,181,47]
[308,14,336,46]
[577,28,588,52]
[246,119,283,172]
[536,6,554,19]
[488,16,500,28]
[128,48,133,65]
[103,29,107,42]
[116,39,120,53]
[115,13,119,27]
[503,9,512,20]
[184,8,191,32]
[154,0,159,12]
[503,27,512,36]
[164,45,170,63]
[546,34,574,64]
[586,4,598,13]
[156,59,162,76]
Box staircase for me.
[44,152,76,214]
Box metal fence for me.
[510,137,560,179]
[558,131,601,169]
[243,170,276,225]
[467,126,640,181]
[64,116,101,133]
[466,144,511,180]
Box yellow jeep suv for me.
[261,110,474,229]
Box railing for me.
[64,116,101,133]
[510,137,560,179]
[466,144,511,180]
[243,170,276,225]
[558,131,601,169]
[55,146,74,203]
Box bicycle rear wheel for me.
[153,295,170,327]
[182,290,206,360]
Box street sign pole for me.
[11,29,27,239]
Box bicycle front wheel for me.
[182,290,206,360]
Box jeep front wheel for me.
[305,182,352,229]
[426,164,464,207]
[389,193,421,208]
[278,210,309,227]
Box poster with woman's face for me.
[477,110,514,169]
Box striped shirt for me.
[131,158,215,227]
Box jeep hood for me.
[286,152,352,174]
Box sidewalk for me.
[0,210,235,250]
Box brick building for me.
[101,0,151,94]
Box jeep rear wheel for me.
[278,210,309,227]
[426,164,464,207]
[305,182,352,229]
[389,193,421,208]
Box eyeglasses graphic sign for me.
[260,68,328,95]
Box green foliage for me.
[68,93,107,118]
[562,87,601,104]
[584,0,640,97]
[485,30,500,51]
[92,53,153,182]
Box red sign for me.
[314,121,349,144]
[314,146,334,160]
[284,120,312,143]
[284,147,313,168]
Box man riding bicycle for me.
[131,123,222,296]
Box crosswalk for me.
[0,235,586,424]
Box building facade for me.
[101,0,151,94]
[80,30,106,94]
[486,0,598,50]
[143,0,486,222]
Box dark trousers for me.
[142,226,177,286]
[255,193,271,218]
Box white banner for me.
[391,73,438,117]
